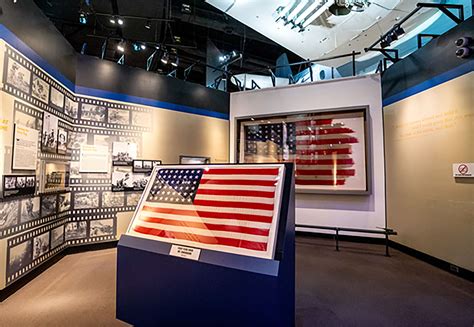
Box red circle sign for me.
[458,164,469,175]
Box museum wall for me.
[383,18,473,272]
[229,75,386,234]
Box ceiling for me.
[34,0,303,85]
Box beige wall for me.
[384,72,474,271]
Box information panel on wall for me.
[126,164,285,259]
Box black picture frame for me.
[3,174,36,198]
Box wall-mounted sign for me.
[80,144,109,173]
[12,124,39,171]
[453,163,473,178]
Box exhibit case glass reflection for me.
[236,107,370,194]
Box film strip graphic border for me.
[6,218,68,286]
[66,213,117,244]
[69,178,112,185]
[0,211,69,239]
[67,235,116,246]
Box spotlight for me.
[145,20,152,29]
[79,12,88,24]
[110,16,116,24]
[218,55,226,62]
[141,44,146,50]
[456,47,471,59]
[117,40,125,53]
[455,37,472,47]
[380,34,393,48]
[171,57,179,67]
[161,52,169,64]
[393,25,405,39]
[181,3,191,14]
[117,17,124,25]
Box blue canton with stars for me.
[244,123,297,155]
[147,169,204,204]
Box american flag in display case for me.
[126,164,285,259]
[238,109,368,193]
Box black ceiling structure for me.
[34,0,303,86]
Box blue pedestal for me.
[116,165,295,326]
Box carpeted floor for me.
[0,236,473,326]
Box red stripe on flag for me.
[205,168,279,175]
[296,137,359,145]
[295,179,347,185]
[296,169,356,176]
[142,205,273,223]
[193,199,274,211]
[139,216,270,236]
[296,127,355,135]
[295,159,354,165]
[196,188,275,198]
[295,119,333,126]
[133,226,268,251]
[296,148,352,155]
[200,179,277,187]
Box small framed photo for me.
[3,175,36,198]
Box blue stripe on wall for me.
[0,24,229,120]
[383,61,473,107]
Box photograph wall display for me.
[41,112,58,153]
[90,219,114,237]
[51,225,65,249]
[132,160,162,173]
[131,111,151,127]
[179,155,210,165]
[112,142,137,166]
[69,132,88,149]
[50,87,64,109]
[80,104,106,122]
[132,173,150,191]
[14,110,41,130]
[126,193,141,206]
[126,164,285,259]
[12,124,39,170]
[102,191,124,207]
[112,167,133,192]
[43,162,70,191]
[57,127,68,154]
[2,175,36,198]
[33,231,50,260]
[79,144,109,173]
[6,58,31,93]
[41,194,57,217]
[65,97,78,118]
[58,192,71,212]
[74,192,99,209]
[65,221,87,240]
[32,75,50,103]
[236,107,369,194]
[108,108,130,125]
[0,201,19,230]
[8,240,32,275]
[20,197,40,223]
[70,162,80,178]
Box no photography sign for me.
[452,163,473,178]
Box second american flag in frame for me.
[236,107,370,194]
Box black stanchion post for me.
[336,228,339,251]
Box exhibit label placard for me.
[169,245,201,261]
[452,163,473,178]
[79,144,109,173]
[12,124,38,170]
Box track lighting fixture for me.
[161,52,169,64]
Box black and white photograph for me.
[33,231,50,260]
[0,201,19,230]
[17,176,27,188]
[50,87,65,109]
[14,110,41,130]
[41,194,57,217]
[8,240,32,275]
[74,192,99,209]
[58,192,71,212]
[5,176,17,189]
[112,168,133,192]
[26,176,36,187]
[102,191,125,207]
[80,104,107,122]
[70,161,80,178]
[132,160,160,173]
[7,58,31,93]
[112,142,137,166]
[57,127,68,154]
[41,112,58,153]
[133,160,143,170]
[90,219,114,237]
[50,225,64,249]
[20,197,40,223]
[132,173,150,191]
[108,108,130,125]
[69,132,88,149]
[32,74,50,103]
[126,192,141,206]
[44,162,70,191]
[65,97,78,118]
[132,111,151,127]
[143,161,153,169]
[93,134,113,147]
[65,221,87,240]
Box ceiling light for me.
[171,57,179,67]
[117,17,124,25]
[110,16,116,24]
[181,3,192,14]
[145,20,151,29]
[79,12,88,24]
[161,52,169,64]
[117,40,125,52]
[141,44,146,50]
[380,35,393,48]
[393,25,405,38]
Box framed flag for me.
[126,164,286,259]
[236,106,370,194]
